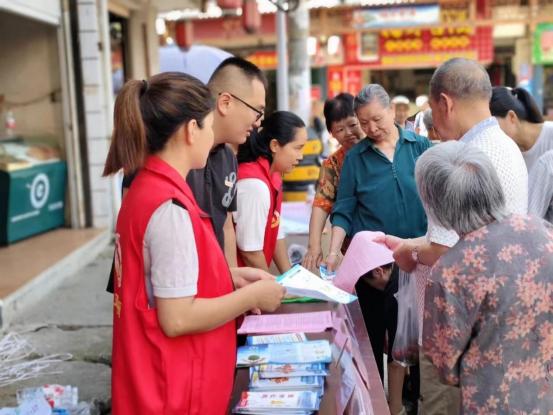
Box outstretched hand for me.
[374,234,417,272]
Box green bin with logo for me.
[0,161,67,245]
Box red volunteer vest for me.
[237,157,283,267]
[111,156,236,415]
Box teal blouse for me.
[330,126,430,239]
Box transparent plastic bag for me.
[392,270,419,366]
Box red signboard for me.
[345,68,362,96]
[327,66,362,98]
[311,85,322,101]
[246,51,278,69]
[327,66,344,98]
[192,14,276,41]
[344,26,493,68]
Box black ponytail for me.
[237,111,305,164]
[490,86,543,124]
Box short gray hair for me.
[422,109,433,131]
[415,141,506,235]
[354,84,390,112]
[429,58,492,102]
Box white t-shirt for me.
[522,121,553,172]
[528,149,553,223]
[428,117,528,247]
[143,200,199,307]
[234,178,286,252]
[414,111,428,137]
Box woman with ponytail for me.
[104,73,285,415]
[234,111,307,273]
[491,87,553,222]
[490,86,552,171]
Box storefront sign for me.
[344,26,493,69]
[345,69,362,96]
[327,67,344,98]
[352,5,440,29]
[533,23,553,65]
[311,85,322,101]
[246,51,278,69]
[327,67,362,99]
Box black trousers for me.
[355,268,399,381]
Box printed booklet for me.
[246,333,307,345]
[233,390,320,414]
[257,363,329,379]
[249,367,325,394]
[237,340,332,367]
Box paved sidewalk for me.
[0,247,114,413]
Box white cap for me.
[391,95,410,106]
[416,95,429,108]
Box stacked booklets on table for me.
[233,334,330,414]
[250,366,325,394]
[233,390,320,414]
[236,339,332,367]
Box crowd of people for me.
[103,55,553,414]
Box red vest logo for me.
[271,211,280,228]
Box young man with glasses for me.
[198,57,267,267]
[107,57,268,294]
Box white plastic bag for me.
[392,270,419,366]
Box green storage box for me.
[0,161,67,245]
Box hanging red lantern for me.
[242,0,260,34]
[217,0,242,9]
[175,20,193,49]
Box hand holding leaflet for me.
[277,265,357,304]
[334,231,395,293]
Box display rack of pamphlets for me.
[231,300,390,415]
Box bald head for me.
[430,58,492,102]
[208,57,267,97]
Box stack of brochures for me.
[233,334,330,414]
[233,390,320,414]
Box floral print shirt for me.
[423,214,553,414]
[313,146,347,213]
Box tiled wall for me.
[77,0,113,229]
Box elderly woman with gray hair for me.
[418,141,553,414]
[324,84,431,415]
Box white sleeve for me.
[426,217,459,248]
[528,152,553,219]
[233,178,271,251]
[414,112,422,129]
[144,200,199,299]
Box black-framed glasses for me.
[220,92,264,121]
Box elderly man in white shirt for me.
[380,58,528,415]
[391,57,528,270]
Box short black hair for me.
[208,56,267,89]
[323,93,356,132]
[490,86,543,124]
[363,262,394,280]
